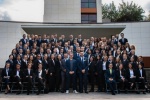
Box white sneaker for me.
[66,90,69,94]
[73,90,78,94]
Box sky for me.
[0,0,149,22]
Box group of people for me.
[1,33,147,95]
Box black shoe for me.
[136,91,140,94]
[143,91,146,94]
[79,91,83,93]
[61,90,64,93]
[112,91,116,95]
[85,91,88,94]
[89,90,94,92]
[96,90,101,92]
[125,90,128,94]
[16,91,21,95]
[36,92,39,95]
[27,93,29,95]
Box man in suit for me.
[6,54,14,70]
[105,63,116,95]
[24,63,33,95]
[14,54,22,70]
[55,54,62,92]
[21,55,28,71]
[33,54,42,72]
[119,33,128,45]
[73,47,80,60]
[1,63,12,94]
[60,53,68,93]
[77,52,88,93]
[65,53,78,94]
[69,35,74,46]
[122,54,129,70]
[35,63,46,95]
[20,34,27,46]
[13,64,24,95]
[48,54,56,92]
[116,63,128,93]
[77,34,83,46]
[36,35,42,47]
[136,64,147,94]
[64,42,69,53]
[60,35,66,47]
[106,56,116,70]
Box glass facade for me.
[81,0,96,8]
[81,14,97,23]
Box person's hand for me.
[82,69,85,73]
[63,69,66,72]
[26,76,28,77]
[46,70,48,74]
[50,73,53,76]
[30,76,32,78]
[69,71,73,75]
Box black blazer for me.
[106,61,116,70]
[105,69,116,80]
[42,59,49,70]
[21,60,28,70]
[96,60,103,75]
[35,70,46,79]
[13,70,24,79]
[136,68,146,81]
[116,69,127,81]
[6,60,14,70]
[119,38,128,45]
[1,68,12,78]
[126,69,137,80]
[55,60,61,73]
[24,69,34,77]
[89,61,96,74]
[48,59,56,74]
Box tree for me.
[102,0,145,22]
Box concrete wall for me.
[43,0,81,23]
[97,0,102,23]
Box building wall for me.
[43,0,81,23]
[0,22,149,68]
[96,0,102,23]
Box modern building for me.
[0,0,150,68]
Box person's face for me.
[23,34,26,39]
[24,56,28,60]
[58,55,61,59]
[70,54,73,59]
[109,64,113,69]
[139,65,142,69]
[16,65,20,70]
[88,50,91,54]
[17,56,21,60]
[119,64,123,69]
[51,55,54,59]
[6,64,10,69]
[30,56,33,60]
[121,34,124,38]
[64,54,68,58]
[38,64,42,69]
[10,55,13,60]
[129,64,132,69]
[37,55,41,59]
[80,52,84,57]
[44,55,48,59]
[90,57,93,61]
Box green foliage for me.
[102,0,145,22]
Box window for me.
[81,14,97,23]
[81,0,96,8]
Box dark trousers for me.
[89,72,95,91]
[101,70,106,90]
[55,71,61,91]
[61,71,66,91]
[14,76,22,90]
[25,77,33,93]
[129,78,136,88]
[49,75,55,91]
[66,74,76,90]
[79,73,88,92]
[3,78,10,89]
[36,78,44,93]
[137,78,145,89]
[97,74,102,91]
[106,80,116,92]
[117,79,128,90]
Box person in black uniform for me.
[24,63,33,95]
[35,63,46,95]
[1,63,12,94]
[48,54,56,92]
[136,64,147,94]
[105,63,116,95]
[126,63,137,90]
[116,63,128,93]
[88,56,96,92]
[13,64,24,95]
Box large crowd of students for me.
[1,33,147,95]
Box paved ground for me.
[0,92,150,100]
